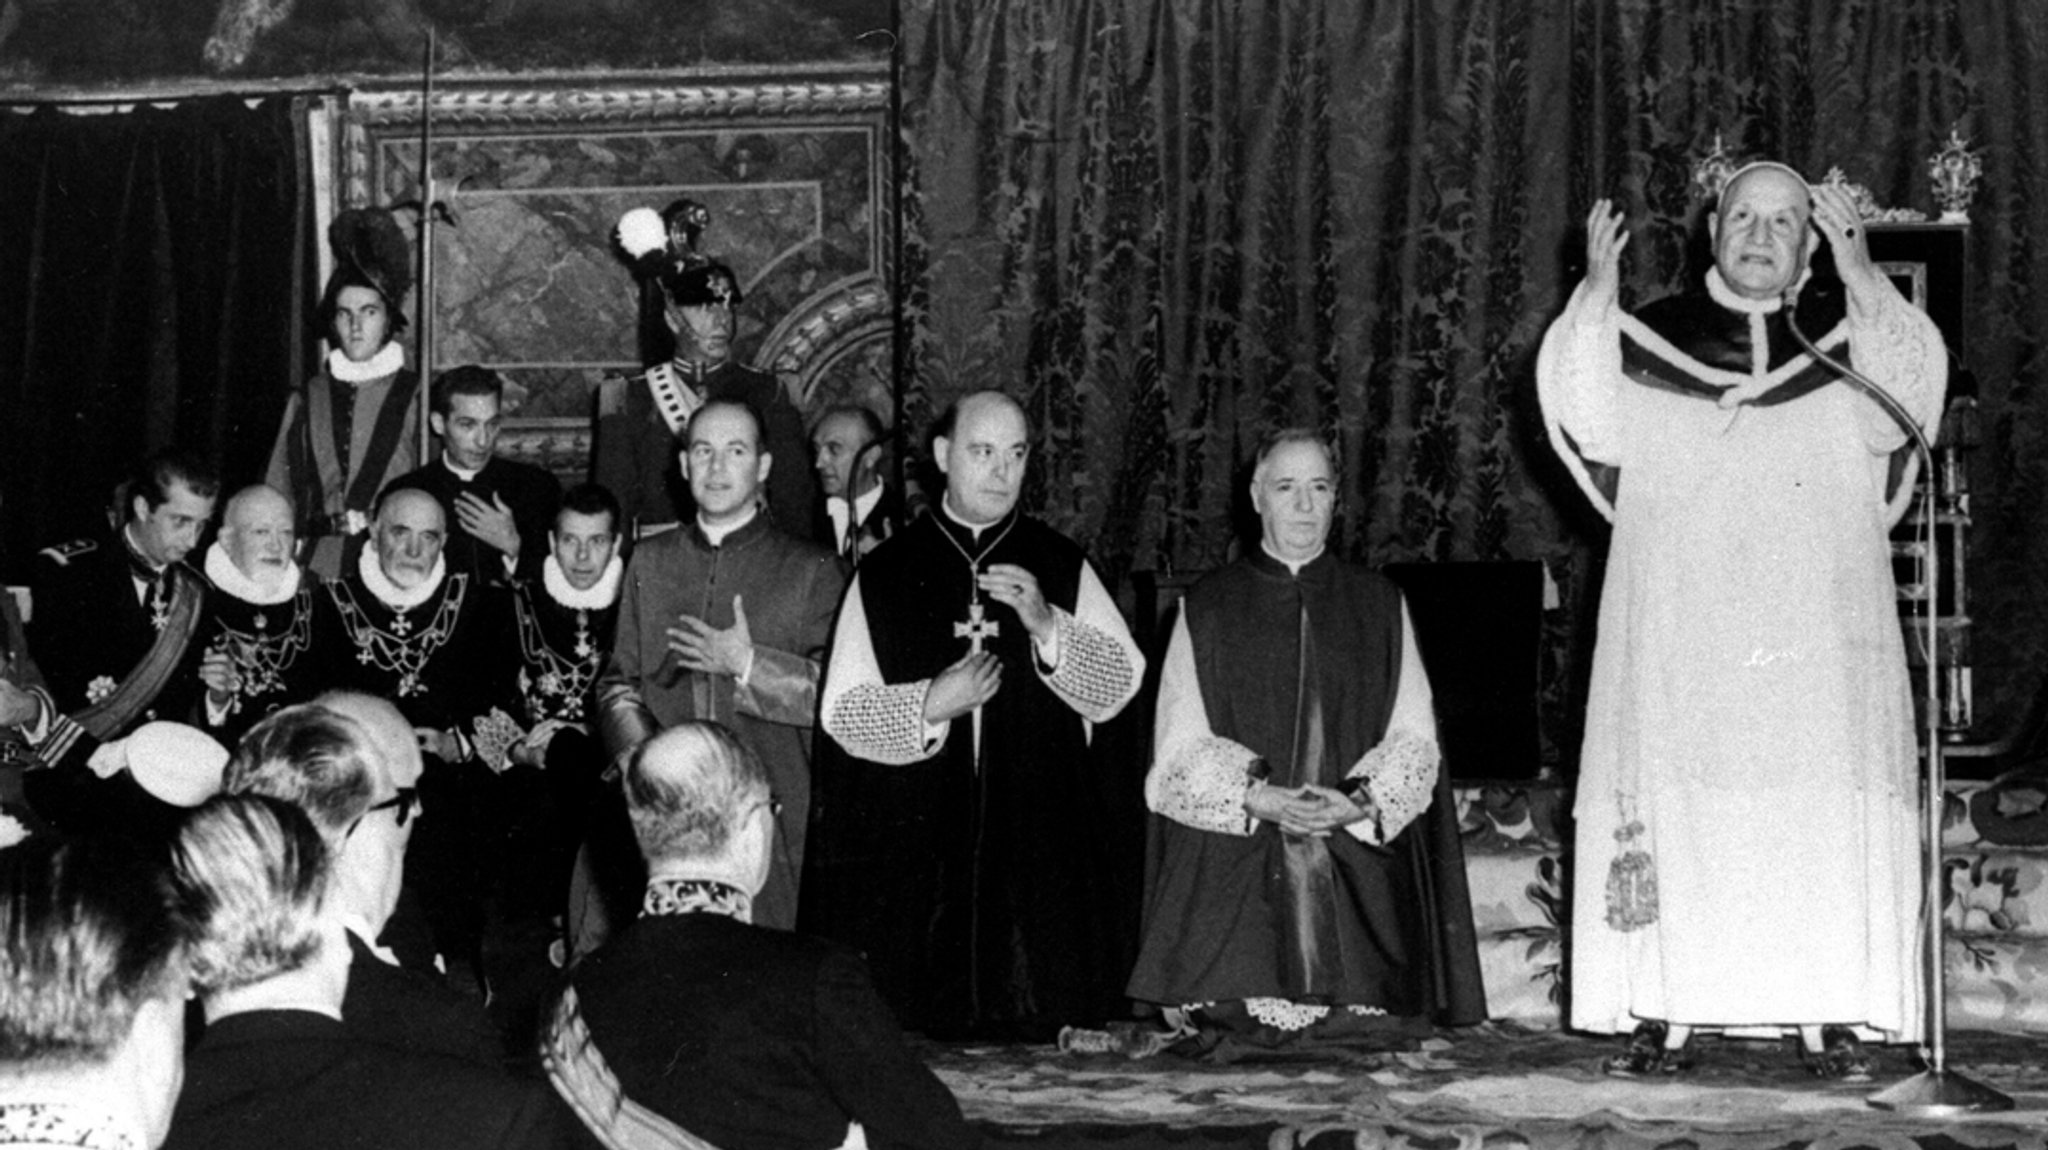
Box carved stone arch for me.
[755,275,895,423]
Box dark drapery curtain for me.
[897,0,2047,764]
[0,95,310,580]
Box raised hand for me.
[1582,198,1630,320]
[455,491,521,560]
[666,595,755,679]
[979,563,1054,641]
[1808,182,1883,307]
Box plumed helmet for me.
[325,208,414,309]
[657,261,743,309]
[614,197,741,308]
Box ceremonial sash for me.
[74,567,204,740]
[643,363,702,440]
[542,987,722,1150]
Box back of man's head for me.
[625,722,768,866]
[171,793,332,996]
[224,704,381,846]
[0,837,189,1068]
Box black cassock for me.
[808,510,1142,1039]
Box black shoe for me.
[1604,1020,1692,1078]
[1805,1025,1873,1082]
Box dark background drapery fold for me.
[896,0,2046,765]
[0,95,309,577]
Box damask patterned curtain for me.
[897,0,2048,762]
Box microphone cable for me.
[1784,288,1949,1069]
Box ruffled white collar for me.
[542,554,622,610]
[1705,265,1812,314]
[203,541,301,605]
[327,341,405,384]
[358,542,446,609]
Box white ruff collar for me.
[543,554,622,610]
[203,541,301,605]
[327,342,405,384]
[358,543,446,609]
[1705,265,1812,314]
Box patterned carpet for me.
[927,1024,2048,1149]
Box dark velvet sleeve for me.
[813,947,980,1150]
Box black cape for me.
[803,510,1128,1039]
[1125,552,1487,1027]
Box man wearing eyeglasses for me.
[221,695,501,1069]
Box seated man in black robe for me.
[195,485,330,746]
[1125,428,1486,1051]
[543,721,975,1150]
[311,484,521,987]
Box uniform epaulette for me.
[36,539,96,567]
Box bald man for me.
[1539,162,1946,1078]
[313,485,521,990]
[195,485,330,744]
[813,389,1144,1040]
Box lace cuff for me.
[471,707,526,774]
[1044,608,1136,719]
[1344,728,1439,846]
[826,681,940,765]
[1147,736,1259,836]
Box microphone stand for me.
[1784,293,2012,1116]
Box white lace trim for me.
[327,341,405,383]
[358,542,447,609]
[1148,736,1258,836]
[1245,998,1328,1031]
[1236,999,1389,1031]
[826,681,934,763]
[1346,728,1439,845]
[203,541,300,605]
[542,554,623,610]
[1045,608,1137,715]
[472,707,526,772]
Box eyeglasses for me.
[363,785,420,828]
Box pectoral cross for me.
[954,598,1001,770]
[954,600,1000,654]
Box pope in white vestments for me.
[1539,162,1945,1078]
